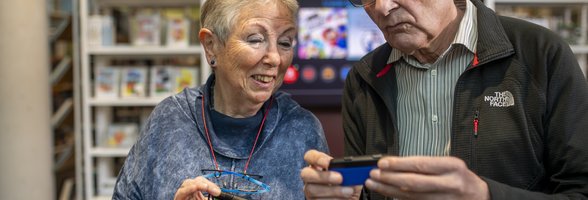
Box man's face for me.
[364,0,457,55]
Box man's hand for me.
[300,150,362,200]
[174,176,221,200]
[365,156,490,200]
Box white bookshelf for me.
[88,97,166,106]
[88,45,203,55]
[79,0,207,199]
[486,0,588,79]
[90,147,132,157]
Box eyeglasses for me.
[348,0,376,7]
[201,169,270,197]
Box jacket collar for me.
[356,0,515,82]
[470,0,514,67]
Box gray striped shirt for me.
[387,0,478,156]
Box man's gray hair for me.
[200,0,299,45]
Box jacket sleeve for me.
[486,29,588,199]
[342,67,368,156]
[542,38,588,199]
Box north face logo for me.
[484,91,515,107]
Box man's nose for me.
[372,0,400,15]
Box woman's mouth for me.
[252,75,274,83]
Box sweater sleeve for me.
[111,116,153,200]
[112,97,173,200]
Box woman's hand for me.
[174,176,222,200]
[300,150,362,200]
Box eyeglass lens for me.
[202,170,266,194]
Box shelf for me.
[80,0,209,199]
[51,56,72,85]
[87,45,202,55]
[95,0,200,7]
[52,98,74,128]
[91,147,131,157]
[50,14,70,42]
[93,196,114,200]
[571,45,588,54]
[495,0,588,4]
[88,97,167,106]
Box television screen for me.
[280,0,385,107]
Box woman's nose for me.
[263,42,281,68]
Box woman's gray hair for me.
[200,0,299,45]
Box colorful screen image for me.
[297,8,348,59]
[346,8,386,60]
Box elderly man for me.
[302,0,588,199]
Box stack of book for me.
[94,65,199,99]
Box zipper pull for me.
[473,110,479,138]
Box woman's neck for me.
[212,84,263,118]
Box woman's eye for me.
[247,36,264,44]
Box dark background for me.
[284,0,360,157]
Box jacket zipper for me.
[473,109,479,138]
[471,108,479,171]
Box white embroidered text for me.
[484,91,515,107]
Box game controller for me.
[329,154,383,186]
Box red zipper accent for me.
[376,64,393,78]
[473,110,479,137]
[472,53,479,67]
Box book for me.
[130,9,161,46]
[96,158,118,196]
[87,15,103,47]
[94,66,120,98]
[101,14,115,46]
[99,123,139,148]
[174,67,199,93]
[187,6,201,45]
[120,66,148,98]
[150,66,175,97]
[166,18,190,47]
[163,9,190,47]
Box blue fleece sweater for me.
[113,75,329,199]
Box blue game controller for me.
[329,154,383,186]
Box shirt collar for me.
[387,0,478,64]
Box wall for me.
[308,107,344,157]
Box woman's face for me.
[214,2,296,105]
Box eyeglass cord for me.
[200,91,274,174]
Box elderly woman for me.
[112,0,328,199]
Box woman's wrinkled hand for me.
[174,176,222,200]
[300,150,362,200]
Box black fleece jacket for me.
[342,0,588,199]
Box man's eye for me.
[279,42,291,47]
[279,41,293,48]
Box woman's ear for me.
[199,28,218,64]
